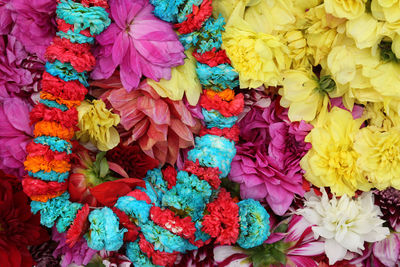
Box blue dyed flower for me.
[45,60,89,86]
[126,241,160,267]
[31,192,70,228]
[85,207,127,251]
[57,30,95,44]
[196,62,239,90]
[149,0,185,23]
[237,199,270,249]
[115,196,152,224]
[56,202,82,233]
[33,136,72,154]
[202,109,238,129]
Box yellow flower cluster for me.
[76,99,121,151]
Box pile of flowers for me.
[2,0,400,266]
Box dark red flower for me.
[106,143,159,178]
[0,171,49,267]
[162,165,177,189]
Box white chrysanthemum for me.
[297,189,389,265]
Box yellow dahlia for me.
[300,107,372,196]
[324,0,366,20]
[354,126,400,190]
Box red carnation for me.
[162,165,177,189]
[193,48,231,67]
[183,160,221,189]
[30,103,79,130]
[42,72,87,101]
[201,189,239,245]
[66,204,89,247]
[199,125,240,142]
[22,177,67,198]
[138,234,178,267]
[0,171,49,267]
[174,0,213,34]
[111,207,140,242]
[26,142,70,162]
[126,189,152,204]
[200,91,244,117]
[56,19,92,38]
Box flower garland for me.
[21,0,271,266]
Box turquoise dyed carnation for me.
[33,136,72,154]
[141,221,198,253]
[145,168,168,194]
[39,99,69,111]
[202,109,238,129]
[45,60,89,86]
[56,202,83,233]
[237,199,270,249]
[57,0,111,35]
[126,241,160,267]
[137,181,162,207]
[31,193,70,228]
[194,221,211,243]
[149,0,185,23]
[28,170,69,182]
[162,171,212,221]
[115,196,152,224]
[86,207,127,251]
[57,30,95,44]
[188,134,236,177]
[196,63,239,91]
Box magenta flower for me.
[0,96,32,177]
[230,94,311,216]
[52,229,97,267]
[0,0,12,34]
[9,0,56,59]
[92,0,185,91]
[0,35,45,96]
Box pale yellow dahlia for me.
[371,0,400,23]
[147,49,202,106]
[76,99,120,151]
[300,107,372,196]
[355,126,400,190]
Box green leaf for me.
[99,157,109,178]
[85,262,106,267]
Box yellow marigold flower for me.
[324,0,366,20]
[147,49,202,106]
[371,0,400,23]
[279,69,330,122]
[76,99,120,151]
[354,126,400,190]
[222,2,289,88]
[300,107,372,196]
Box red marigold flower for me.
[200,91,244,117]
[199,125,240,142]
[193,48,231,67]
[174,0,213,34]
[150,206,196,240]
[45,37,95,72]
[183,159,221,189]
[162,165,177,189]
[138,234,179,267]
[111,207,140,242]
[201,189,240,245]
[106,143,159,179]
[66,204,90,248]
[0,171,49,267]
[30,103,79,130]
[22,177,67,198]
[42,72,87,101]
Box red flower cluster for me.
[42,72,87,101]
[26,142,70,162]
[0,171,49,267]
[106,144,159,179]
[150,206,196,240]
[30,103,79,129]
[22,177,67,199]
[66,204,89,247]
[193,48,231,67]
[200,91,244,117]
[127,189,152,203]
[201,189,239,245]
[162,165,177,189]
[199,125,240,142]
[183,159,221,189]
[45,37,95,72]
[81,0,109,8]
[112,207,140,242]
[138,234,179,266]
[174,0,212,34]
[56,19,93,38]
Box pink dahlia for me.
[92,0,185,91]
[0,0,12,34]
[9,0,56,59]
[0,96,32,177]
[230,94,311,216]
[100,78,200,165]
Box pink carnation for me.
[230,94,311,216]
[92,0,185,91]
